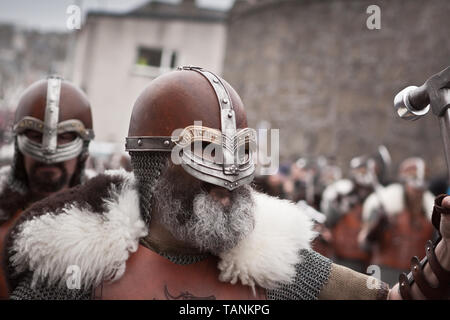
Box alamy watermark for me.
[168,121,280,176]
[66,5,81,30]
[366,264,382,290]
[66,265,81,290]
[366,5,381,30]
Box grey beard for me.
[152,176,255,255]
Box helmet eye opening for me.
[58,132,78,145]
[189,141,223,164]
[24,129,43,144]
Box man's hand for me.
[389,195,450,300]
[440,196,450,242]
[437,196,450,272]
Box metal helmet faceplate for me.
[13,75,95,164]
[126,66,256,190]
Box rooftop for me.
[88,0,228,23]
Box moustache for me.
[31,161,65,170]
[29,161,69,193]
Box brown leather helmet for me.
[126,66,256,190]
[13,75,94,164]
[10,76,94,191]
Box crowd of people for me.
[254,149,446,286]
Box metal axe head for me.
[394,66,450,120]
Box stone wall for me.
[223,0,450,177]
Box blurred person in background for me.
[290,157,318,205]
[0,76,95,298]
[289,156,342,208]
[320,146,391,273]
[358,157,435,286]
[0,109,15,167]
[294,156,341,257]
[108,152,132,172]
[253,171,286,198]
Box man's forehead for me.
[15,81,92,127]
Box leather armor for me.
[371,209,434,270]
[331,204,371,264]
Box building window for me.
[170,51,177,69]
[133,46,177,77]
[136,47,162,68]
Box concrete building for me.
[0,24,68,161]
[223,0,450,176]
[72,0,228,143]
[0,24,68,111]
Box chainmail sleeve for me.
[10,273,92,300]
[267,249,332,300]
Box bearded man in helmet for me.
[0,75,95,298]
[4,67,450,300]
[358,157,436,287]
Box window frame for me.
[132,45,178,78]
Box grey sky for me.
[0,0,235,31]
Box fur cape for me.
[362,183,435,222]
[0,166,97,225]
[5,169,316,292]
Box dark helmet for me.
[10,75,94,192]
[349,145,391,187]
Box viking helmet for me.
[349,145,392,187]
[398,157,427,189]
[13,75,94,164]
[126,66,255,190]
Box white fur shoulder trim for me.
[362,183,434,222]
[10,169,147,289]
[218,191,316,290]
[83,168,98,180]
[362,184,404,221]
[10,176,316,292]
[320,179,354,213]
[422,190,435,221]
[104,168,135,182]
